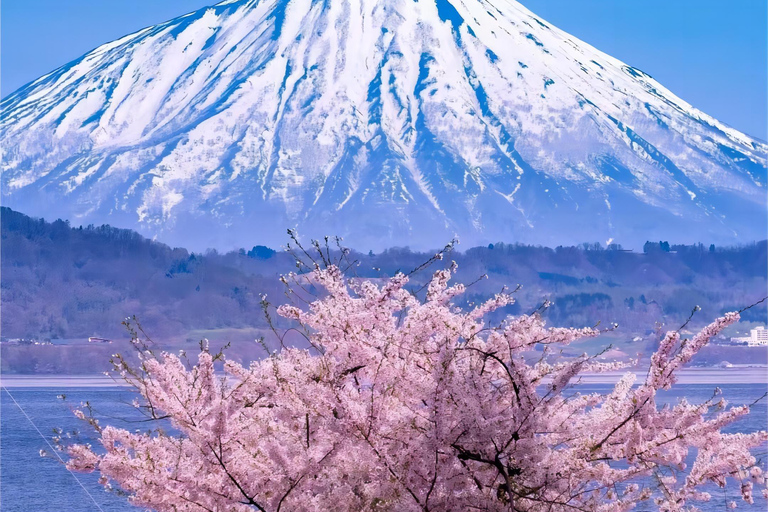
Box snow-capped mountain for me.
[2,0,765,250]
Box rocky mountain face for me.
[2,0,765,250]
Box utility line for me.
[2,386,106,512]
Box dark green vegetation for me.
[2,207,765,373]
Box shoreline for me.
[1,374,129,388]
[574,367,768,384]
[2,367,767,388]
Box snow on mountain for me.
[1,0,765,250]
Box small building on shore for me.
[731,326,768,347]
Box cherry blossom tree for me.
[67,243,767,512]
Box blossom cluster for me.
[68,264,767,511]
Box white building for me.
[732,326,768,347]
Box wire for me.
[2,386,107,512]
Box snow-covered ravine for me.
[2,0,765,250]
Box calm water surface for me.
[2,387,148,512]
[2,384,767,511]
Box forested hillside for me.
[2,207,765,372]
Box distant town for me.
[0,337,113,345]
[729,326,768,347]
[3,329,767,348]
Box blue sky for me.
[2,0,766,138]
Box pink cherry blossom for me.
[66,263,767,511]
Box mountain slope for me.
[2,0,765,250]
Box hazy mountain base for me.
[1,207,766,374]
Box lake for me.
[2,382,767,511]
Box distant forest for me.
[2,207,766,357]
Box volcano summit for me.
[2,0,765,250]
